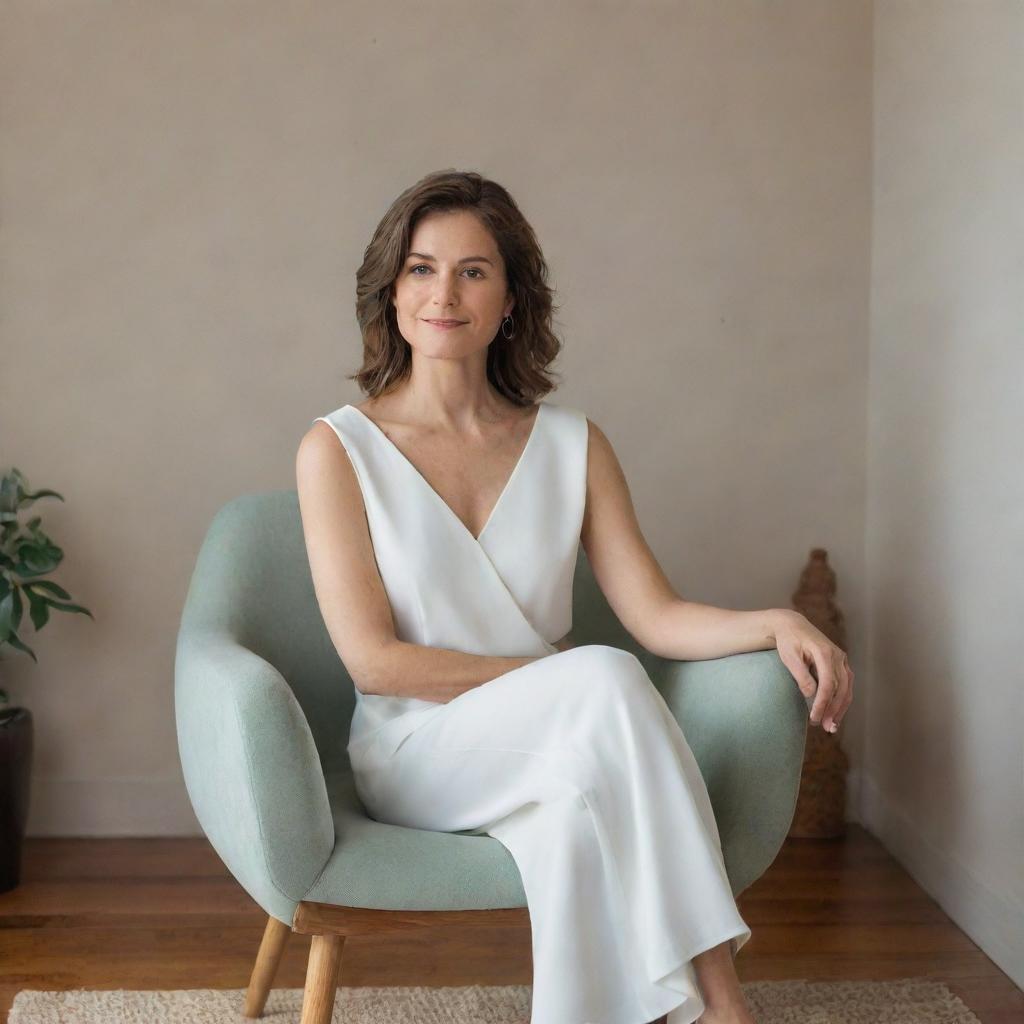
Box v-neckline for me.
[346,402,546,545]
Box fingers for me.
[829,653,854,729]
[779,635,855,734]
[817,649,854,732]
[807,646,837,728]
[779,648,820,705]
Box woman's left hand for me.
[772,610,854,734]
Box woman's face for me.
[391,209,515,361]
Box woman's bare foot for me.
[692,937,756,1023]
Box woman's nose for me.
[432,273,459,303]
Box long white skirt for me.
[348,644,752,1024]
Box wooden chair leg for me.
[299,933,345,1024]
[243,914,292,1018]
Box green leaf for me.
[26,587,50,630]
[0,590,13,641]
[10,586,23,631]
[13,551,63,576]
[21,489,65,504]
[25,579,72,600]
[44,600,94,618]
[3,632,38,662]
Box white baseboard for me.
[26,776,204,836]
[860,770,1024,989]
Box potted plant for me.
[0,467,93,892]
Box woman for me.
[296,169,853,1024]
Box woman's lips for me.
[424,319,467,329]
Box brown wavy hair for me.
[349,169,563,405]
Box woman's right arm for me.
[296,421,541,704]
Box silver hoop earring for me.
[501,314,515,339]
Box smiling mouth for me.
[424,319,467,325]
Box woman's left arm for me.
[645,602,853,733]
[580,417,853,734]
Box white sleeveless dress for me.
[312,399,751,1024]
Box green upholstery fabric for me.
[175,491,807,928]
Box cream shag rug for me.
[9,979,982,1023]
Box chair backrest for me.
[178,491,648,774]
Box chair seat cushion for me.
[301,770,528,912]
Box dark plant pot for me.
[0,706,33,893]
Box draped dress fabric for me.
[312,400,751,1024]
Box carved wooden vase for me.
[787,547,850,839]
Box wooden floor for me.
[0,823,1019,1023]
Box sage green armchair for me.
[174,492,808,1024]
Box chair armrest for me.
[649,648,808,896]
[174,631,335,923]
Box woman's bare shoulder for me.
[297,418,362,501]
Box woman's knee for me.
[564,644,650,699]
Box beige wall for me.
[0,0,873,837]
[865,0,1023,987]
